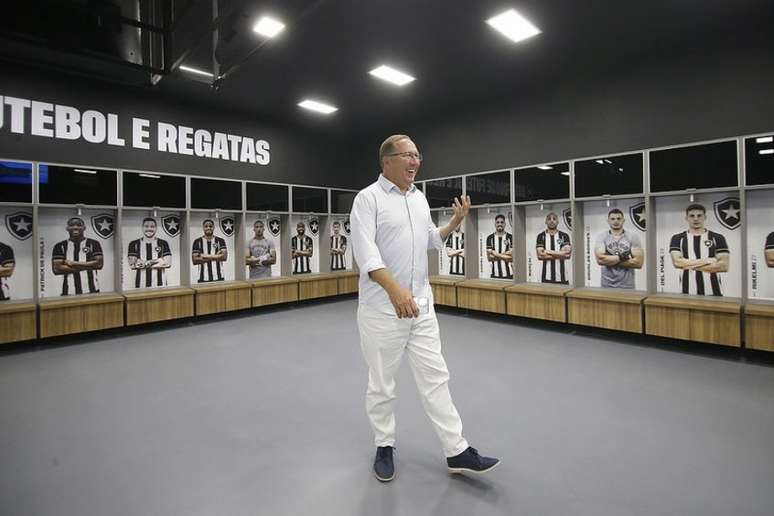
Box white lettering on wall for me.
[30,101,54,137]
[132,118,150,149]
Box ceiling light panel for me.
[298,99,338,115]
[253,16,285,38]
[369,65,416,86]
[179,65,213,78]
[486,9,541,44]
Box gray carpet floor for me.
[1,298,773,516]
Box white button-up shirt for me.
[350,174,444,311]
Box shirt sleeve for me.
[90,240,103,258]
[630,232,643,250]
[0,244,14,265]
[594,233,606,252]
[128,240,139,258]
[52,241,65,260]
[445,234,453,249]
[192,238,202,255]
[714,233,729,253]
[217,237,227,251]
[486,234,494,250]
[427,220,444,251]
[349,190,386,276]
[340,235,347,248]
[669,233,682,252]
[536,232,545,249]
[765,232,774,250]
[160,239,172,257]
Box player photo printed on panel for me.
[0,208,34,301]
[245,216,282,279]
[121,212,181,290]
[583,199,647,290]
[438,211,465,278]
[289,216,319,274]
[656,194,741,297]
[746,190,774,300]
[329,217,352,272]
[525,204,573,284]
[189,212,235,283]
[478,208,513,280]
[38,208,116,297]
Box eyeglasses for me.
[385,151,423,161]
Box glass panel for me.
[123,172,186,208]
[246,182,289,211]
[514,163,570,202]
[425,177,463,209]
[465,170,510,205]
[332,190,356,213]
[650,141,737,192]
[0,161,33,203]
[39,164,117,205]
[190,178,242,210]
[292,186,328,213]
[745,134,774,186]
[574,154,643,197]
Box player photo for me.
[668,204,729,296]
[1,209,34,301]
[330,220,348,271]
[127,218,172,288]
[594,209,644,289]
[246,220,277,279]
[445,223,465,276]
[536,212,572,284]
[191,218,228,283]
[51,216,104,296]
[486,214,513,279]
[291,221,314,274]
[0,240,15,301]
[744,190,773,299]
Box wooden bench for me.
[505,283,571,322]
[644,294,741,347]
[429,276,463,307]
[193,281,251,316]
[39,292,125,338]
[567,288,647,333]
[249,277,299,307]
[744,301,774,352]
[124,287,194,326]
[335,271,359,295]
[0,300,37,344]
[456,279,508,314]
[297,272,339,301]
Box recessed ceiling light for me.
[486,9,541,44]
[595,159,604,164]
[537,165,552,170]
[74,168,97,174]
[298,99,338,115]
[756,136,773,144]
[139,173,161,179]
[179,65,214,78]
[253,16,285,38]
[369,65,415,86]
[760,149,774,155]
[561,172,570,176]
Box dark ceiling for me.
[2,0,773,138]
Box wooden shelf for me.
[505,283,571,322]
[0,300,37,344]
[39,292,125,338]
[644,294,741,347]
[297,273,339,300]
[124,287,194,326]
[744,300,774,352]
[193,281,251,316]
[430,275,464,307]
[334,271,359,295]
[567,288,646,333]
[249,276,299,307]
[456,279,508,314]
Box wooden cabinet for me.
[0,300,37,344]
[455,279,508,314]
[335,271,359,295]
[124,287,194,326]
[429,276,462,307]
[505,283,571,323]
[567,288,646,333]
[250,277,299,307]
[39,293,124,338]
[745,302,774,352]
[644,294,741,347]
[297,273,339,300]
[193,281,251,316]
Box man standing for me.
[246,220,277,279]
[594,209,644,289]
[536,212,572,284]
[350,134,499,482]
[192,219,228,283]
[486,214,512,279]
[127,218,172,289]
[669,204,729,296]
[445,224,465,276]
[52,217,103,296]
[0,240,15,301]
[330,221,348,271]
[291,222,313,274]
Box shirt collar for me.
[378,174,416,194]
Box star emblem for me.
[91,213,115,238]
[98,218,113,232]
[166,219,179,231]
[270,220,280,232]
[219,216,235,236]
[223,220,233,231]
[162,214,181,237]
[5,212,33,240]
[721,204,739,221]
[713,197,741,230]
[14,218,31,233]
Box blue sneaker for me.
[446,447,500,474]
[374,446,395,482]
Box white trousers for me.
[357,302,469,458]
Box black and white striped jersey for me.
[445,231,465,276]
[192,236,227,283]
[766,232,774,253]
[52,238,103,295]
[128,237,171,288]
[292,235,313,274]
[486,232,513,279]
[536,230,571,284]
[669,230,729,296]
[0,242,14,301]
[330,234,347,271]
